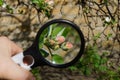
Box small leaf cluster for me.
[0,0,13,13]
[69,44,120,80]
[69,45,105,75]
[31,0,52,17]
[76,45,108,75]
[97,69,120,80]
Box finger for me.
[9,40,23,56]
[0,36,23,56]
[0,58,35,80]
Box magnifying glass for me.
[12,19,85,70]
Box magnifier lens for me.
[38,22,81,65]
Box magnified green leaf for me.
[47,25,53,37]
[52,54,64,64]
[52,26,63,37]
[39,28,48,48]
[57,27,66,36]
[62,27,71,37]
[39,48,49,57]
[50,23,72,38]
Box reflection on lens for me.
[39,23,81,64]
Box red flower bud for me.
[49,39,55,45]
[65,42,73,49]
[61,42,73,51]
[55,36,65,44]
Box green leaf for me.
[31,0,39,4]
[93,33,101,40]
[94,54,101,60]
[52,54,64,64]
[0,0,3,6]
[52,26,63,37]
[47,25,52,37]
[31,67,40,74]
[107,33,112,39]
[62,27,71,37]
[69,66,77,71]
[94,63,99,68]
[98,66,107,72]
[84,67,91,76]
[6,5,13,14]
[57,27,66,36]
[51,24,72,38]
[100,58,107,64]
[111,19,117,25]
[104,0,108,4]
[39,48,49,57]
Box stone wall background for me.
[0,0,120,80]
[0,0,119,51]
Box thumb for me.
[1,58,35,80]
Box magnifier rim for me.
[36,19,85,68]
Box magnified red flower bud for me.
[49,39,55,45]
[61,42,73,51]
[55,36,65,44]
[65,42,73,49]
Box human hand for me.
[0,36,35,80]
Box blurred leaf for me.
[100,58,108,64]
[93,33,101,40]
[94,63,99,68]
[111,19,117,25]
[98,66,107,72]
[31,0,39,4]
[102,51,109,56]
[39,48,49,57]
[69,66,77,71]
[106,33,112,40]
[104,0,108,4]
[0,0,3,6]
[84,67,91,76]
[6,5,13,13]
[52,54,64,64]
[31,67,40,74]
[94,54,101,60]
[31,68,42,80]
